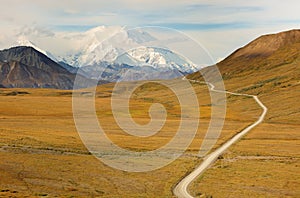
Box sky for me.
[1,0,300,62]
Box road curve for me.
[173,78,268,198]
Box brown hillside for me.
[189,29,300,124]
[230,29,300,59]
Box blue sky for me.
[0,0,300,61]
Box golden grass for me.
[0,79,256,197]
[187,83,300,197]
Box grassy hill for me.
[188,29,300,197]
[189,29,300,124]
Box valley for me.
[0,81,257,197]
[0,29,299,197]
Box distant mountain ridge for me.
[2,29,299,91]
[13,26,200,81]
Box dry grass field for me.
[189,122,300,198]
[0,78,257,197]
[189,87,300,197]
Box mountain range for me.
[0,28,299,90]
[13,27,200,82]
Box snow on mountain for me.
[10,26,201,81]
[58,26,125,66]
[128,47,167,65]
[57,26,200,74]
[72,27,150,66]
[15,37,58,62]
[115,47,199,73]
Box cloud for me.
[63,9,80,15]
[16,25,55,38]
[52,25,97,32]
[149,22,253,30]
[1,0,298,31]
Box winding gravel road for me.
[173,78,268,198]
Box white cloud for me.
[16,25,55,38]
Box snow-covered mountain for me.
[59,26,158,66]
[115,47,198,73]
[11,26,201,81]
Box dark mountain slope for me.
[0,46,96,89]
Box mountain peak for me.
[229,29,300,59]
[15,37,46,54]
[13,37,58,62]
